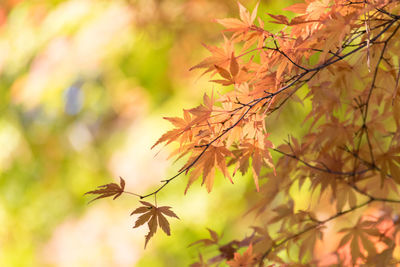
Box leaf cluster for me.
[85,0,400,265]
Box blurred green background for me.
[0,0,297,266]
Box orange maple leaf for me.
[184,145,233,193]
[226,243,258,267]
[152,109,193,149]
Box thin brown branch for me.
[123,191,142,197]
[140,17,399,200]
[273,148,371,176]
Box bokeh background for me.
[0,0,297,266]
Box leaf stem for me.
[123,191,142,197]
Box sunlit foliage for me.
[88,0,400,265]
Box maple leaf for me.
[226,243,258,267]
[127,0,400,263]
[267,13,289,25]
[184,145,233,194]
[376,147,400,184]
[190,253,209,267]
[233,135,275,191]
[189,93,215,125]
[152,109,193,149]
[131,201,179,248]
[189,39,234,75]
[338,218,380,263]
[216,2,258,31]
[238,1,258,26]
[214,64,232,81]
[84,177,125,204]
[189,228,220,247]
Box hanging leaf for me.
[131,201,179,248]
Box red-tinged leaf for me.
[189,228,219,247]
[207,228,219,242]
[267,13,289,25]
[227,243,257,267]
[84,177,126,203]
[289,16,319,26]
[190,253,207,267]
[230,53,239,77]
[189,238,216,247]
[214,65,232,80]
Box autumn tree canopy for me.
[86,0,400,265]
